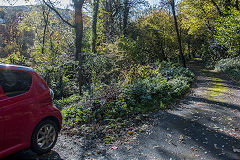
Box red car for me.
[0,64,62,158]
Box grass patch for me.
[206,77,228,102]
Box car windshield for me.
[0,69,32,97]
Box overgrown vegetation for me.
[56,62,194,127]
[215,57,240,81]
[0,0,239,138]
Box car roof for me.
[0,63,35,72]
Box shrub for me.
[122,64,194,113]
[214,9,240,57]
[54,94,82,109]
[123,77,171,113]
[61,103,91,126]
[215,57,240,81]
[60,62,194,126]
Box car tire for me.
[31,119,58,154]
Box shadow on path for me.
[106,60,240,160]
[3,150,62,160]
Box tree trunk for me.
[74,3,83,61]
[170,0,186,67]
[43,0,85,95]
[42,6,49,54]
[92,0,100,54]
[74,1,84,95]
[59,69,63,97]
[188,40,194,59]
[123,0,129,35]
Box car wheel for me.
[31,119,58,154]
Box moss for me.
[206,77,228,102]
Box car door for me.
[0,99,4,151]
[0,81,7,151]
[0,69,33,150]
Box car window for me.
[0,70,32,97]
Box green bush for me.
[214,9,240,57]
[215,57,240,80]
[60,62,194,126]
[123,77,171,113]
[123,64,194,113]
[54,94,82,109]
[168,77,191,97]
[0,53,78,99]
[61,103,91,126]
[159,65,195,81]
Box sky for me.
[1,0,74,7]
[1,0,160,7]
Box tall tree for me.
[92,0,100,53]
[169,0,186,67]
[41,5,50,55]
[43,0,85,94]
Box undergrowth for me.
[54,61,194,127]
[215,57,240,81]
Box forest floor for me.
[5,60,240,160]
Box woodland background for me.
[0,0,239,127]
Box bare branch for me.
[43,0,75,28]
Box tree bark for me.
[74,0,84,95]
[42,5,49,55]
[74,3,83,61]
[92,0,100,54]
[170,0,186,67]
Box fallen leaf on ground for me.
[230,110,237,113]
[194,154,200,157]
[167,134,172,137]
[153,145,160,149]
[179,135,184,142]
[171,141,177,146]
[96,150,102,154]
[111,146,118,150]
[126,146,132,150]
[214,144,220,150]
[191,146,197,151]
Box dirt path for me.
[5,61,240,160]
